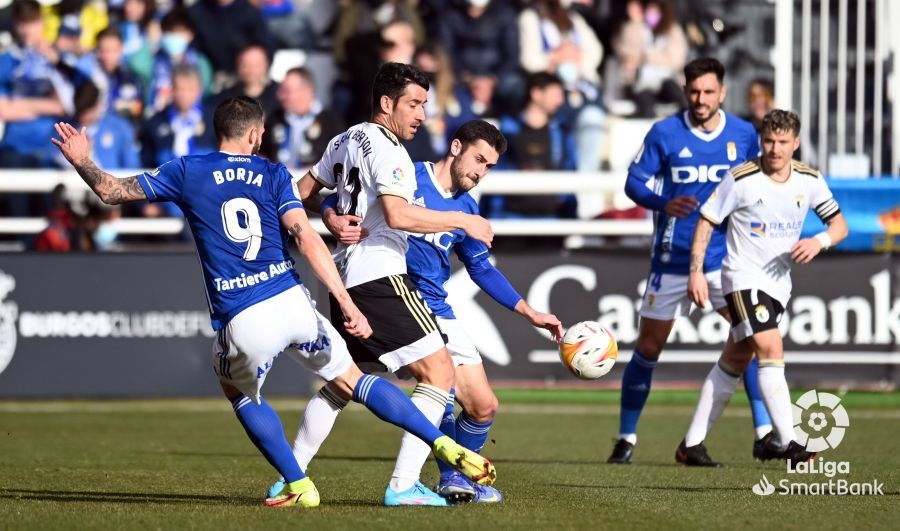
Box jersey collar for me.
[683,109,727,142]
[424,161,454,199]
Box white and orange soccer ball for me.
[559,321,618,380]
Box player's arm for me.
[321,192,367,244]
[687,216,715,308]
[792,178,849,264]
[624,129,699,218]
[380,194,494,247]
[791,213,849,264]
[280,207,372,339]
[50,122,146,204]
[295,171,328,213]
[458,239,563,341]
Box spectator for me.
[141,65,214,168]
[333,1,425,67]
[260,67,344,169]
[410,43,457,158]
[617,0,688,117]
[211,44,279,119]
[438,0,521,114]
[129,7,213,114]
[336,12,421,125]
[743,78,775,133]
[446,74,501,140]
[70,80,140,170]
[490,72,577,218]
[188,0,274,81]
[33,185,76,252]
[80,200,122,252]
[258,0,319,50]
[0,0,68,173]
[518,0,605,172]
[83,26,144,125]
[117,0,160,60]
[40,0,109,51]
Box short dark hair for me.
[371,62,430,115]
[13,0,42,23]
[160,7,194,33]
[285,66,315,87]
[760,109,801,136]
[451,120,507,156]
[749,77,775,97]
[74,81,101,117]
[684,57,726,85]
[526,72,564,95]
[214,96,265,142]
[96,26,123,43]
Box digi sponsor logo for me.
[670,164,730,183]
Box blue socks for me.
[437,389,458,479]
[353,374,444,445]
[743,356,774,438]
[618,350,658,441]
[455,413,492,454]
[231,395,304,483]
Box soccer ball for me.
[559,321,618,380]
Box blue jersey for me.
[629,111,759,274]
[405,162,490,318]
[137,152,303,329]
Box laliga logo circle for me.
[792,390,849,452]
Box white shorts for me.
[437,317,482,367]
[212,285,352,403]
[639,270,726,320]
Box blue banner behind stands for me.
[801,179,900,251]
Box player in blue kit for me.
[607,58,775,466]
[269,120,563,504]
[49,96,495,507]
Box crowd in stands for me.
[0,0,736,250]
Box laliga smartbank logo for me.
[751,390,884,496]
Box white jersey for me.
[311,122,417,288]
[700,159,840,306]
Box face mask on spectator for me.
[557,62,579,86]
[93,223,118,251]
[160,33,189,57]
[468,0,490,8]
[644,9,662,28]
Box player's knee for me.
[635,337,664,359]
[409,349,455,390]
[328,365,362,402]
[467,393,499,423]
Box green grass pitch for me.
[1,390,897,530]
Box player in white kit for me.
[682,109,848,467]
[293,63,497,505]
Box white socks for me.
[684,362,740,447]
[758,362,795,447]
[389,383,449,492]
[292,385,348,472]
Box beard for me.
[251,139,262,155]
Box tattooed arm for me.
[280,208,371,339]
[51,122,146,204]
[687,216,715,307]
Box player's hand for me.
[791,238,823,264]
[528,311,564,343]
[51,122,92,166]
[688,271,709,308]
[462,214,493,247]
[665,195,700,219]
[323,209,368,245]
[341,302,373,339]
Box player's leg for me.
[732,290,814,467]
[447,362,503,504]
[384,346,456,499]
[609,272,687,463]
[213,289,320,507]
[708,270,774,445]
[678,335,754,466]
